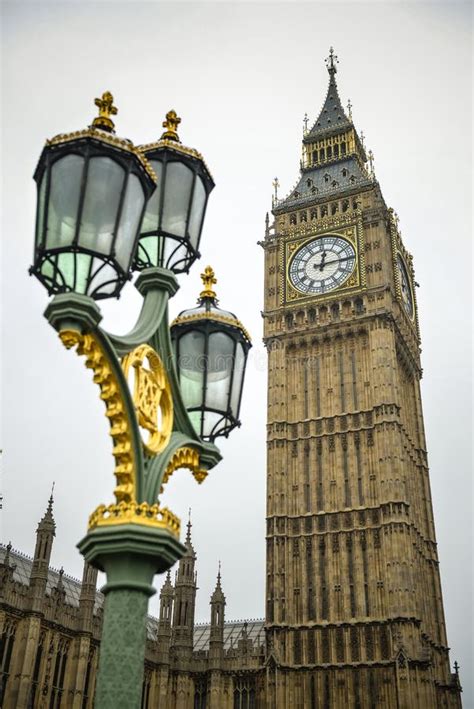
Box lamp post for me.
[30,94,251,709]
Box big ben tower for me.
[262,49,462,708]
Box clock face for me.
[288,235,356,295]
[396,254,414,318]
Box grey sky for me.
[1,1,472,702]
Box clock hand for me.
[318,254,354,269]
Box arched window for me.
[341,142,347,155]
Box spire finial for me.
[360,131,365,149]
[186,508,192,543]
[161,109,181,142]
[47,482,55,513]
[303,112,309,135]
[200,266,217,300]
[368,149,375,177]
[92,91,117,133]
[217,560,221,582]
[347,99,353,120]
[325,46,338,75]
[272,177,280,207]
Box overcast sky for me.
[1,0,472,702]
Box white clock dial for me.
[396,254,414,318]
[288,235,356,294]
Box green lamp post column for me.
[32,97,250,709]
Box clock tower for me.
[262,49,462,708]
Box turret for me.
[29,492,55,610]
[171,514,197,660]
[156,571,174,662]
[209,563,226,666]
[78,560,98,632]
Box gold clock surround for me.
[280,218,366,306]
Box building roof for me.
[1,545,264,650]
[193,618,265,652]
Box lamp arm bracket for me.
[104,267,179,357]
[144,432,221,503]
[44,293,145,503]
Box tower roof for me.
[306,47,351,139]
[37,490,56,535]
[211,562,226,604]
[273,48,373,214]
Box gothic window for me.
[342,199,349,212]
[319,148,325,161]
[81,649,94,709]
[49,638,69,709]
[290,214,297,225]
[312,150,318,163]
[194,677,208,709]
[331,303,339,320]
[331,180,339,188]
[308,308,316,322]
[306,178,313,187]
[331,202,338,215]
[300,212,307,223]
[0,619,17,706]
[293,631,302,664]
[311,186,318,194]
[310,209,317,221]
[233,676,256,709]
[352,200,358,210]
[355,297,364,314]
[141,668,152,709]
[341,142,347,155]
[28,632,46,709]
[334,144,339,157]
[324,174,330,183]
[327,146,332,158]
[342,168,348,177]
[320,205,328,217]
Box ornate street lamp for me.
[134,110,214,273]
[171,266,252,440]
[31,92,156,299]
[31,96,250,708]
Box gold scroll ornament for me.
[121,344,173,456]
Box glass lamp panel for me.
[230,342,245,415]
[56,252,77,291]
[202,410,224,439]
[140,159,163,234]
[178,330,206,408]
[115,174,145,269]
[188,175,206,248]
[161,161,193,237]
[79,157,125,255]
[205,332,234,411]
[47,154,84,249]
[137,235,159,268]
[36,172,47,247]
[163,238,188,270]
[88,260,118,297]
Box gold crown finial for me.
[161,109,181,142]
[92,91,118,132]
[200,265,217,300]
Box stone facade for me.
[0,509,265,709]
[1,52,463,708]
